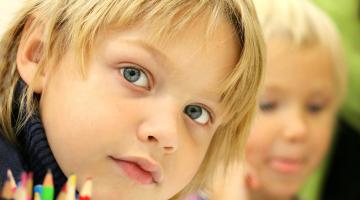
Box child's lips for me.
[268,157,304,174]
[110,156,163,185]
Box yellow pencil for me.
[34,192,41,200]
[65,174,76,200]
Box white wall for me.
[0,0,24,37]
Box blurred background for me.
[0,0,23,36]
[300,0,360,200]
[1,0,359,200]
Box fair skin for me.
[245,39,339,200]
[209,38,339,200]
[16,14,240,200]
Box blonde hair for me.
[253,0,346,102]
[0,0,264,198]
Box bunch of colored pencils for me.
[0,170,92,200]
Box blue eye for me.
[120,67,149,88]
[184,105,210,125]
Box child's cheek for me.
[245,129,269,167]
[246,120,278,165]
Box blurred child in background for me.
[207,0,346,199]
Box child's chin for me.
[92,187,132,200]
[263,180,302,198]
[93,192,162,200]
[91,181,164,200]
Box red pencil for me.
[79,178,92,200]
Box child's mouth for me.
[268,157,304,174]
[109,156,162,185]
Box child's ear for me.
[16,18,45,94]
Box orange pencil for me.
[25,173,33,200]
[56,184,67,200]
[79,178,92,200]
[1,178,14,199]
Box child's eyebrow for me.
[263,85,284,93]
[197,89,221,104]
[123,39,169,65]
[308,88,336,97]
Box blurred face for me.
[39,16,240,200]
[245,39,339,199]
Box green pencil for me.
[41,170,54,200]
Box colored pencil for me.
[13,183,26,200]
[33,192,41,200]
[65,175,76,200]
[1,171,94,200]
[33,185,43,199]
[6,169,17,193]
[79,178,92,200]
[25,173,33,200]
[41,170,54,200]
[1,177,14,200]
[55,185,67,200]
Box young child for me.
[0,0,265,199]
[206,0,347,199]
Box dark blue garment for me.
[321,117,360,200]
[0,80,66,195]
[0,130,27,186]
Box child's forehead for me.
[265,40,334,70]
[263,49,337,99]
[95,13,240,71]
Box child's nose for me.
[282,109,308,143]
[136,100,180,154]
